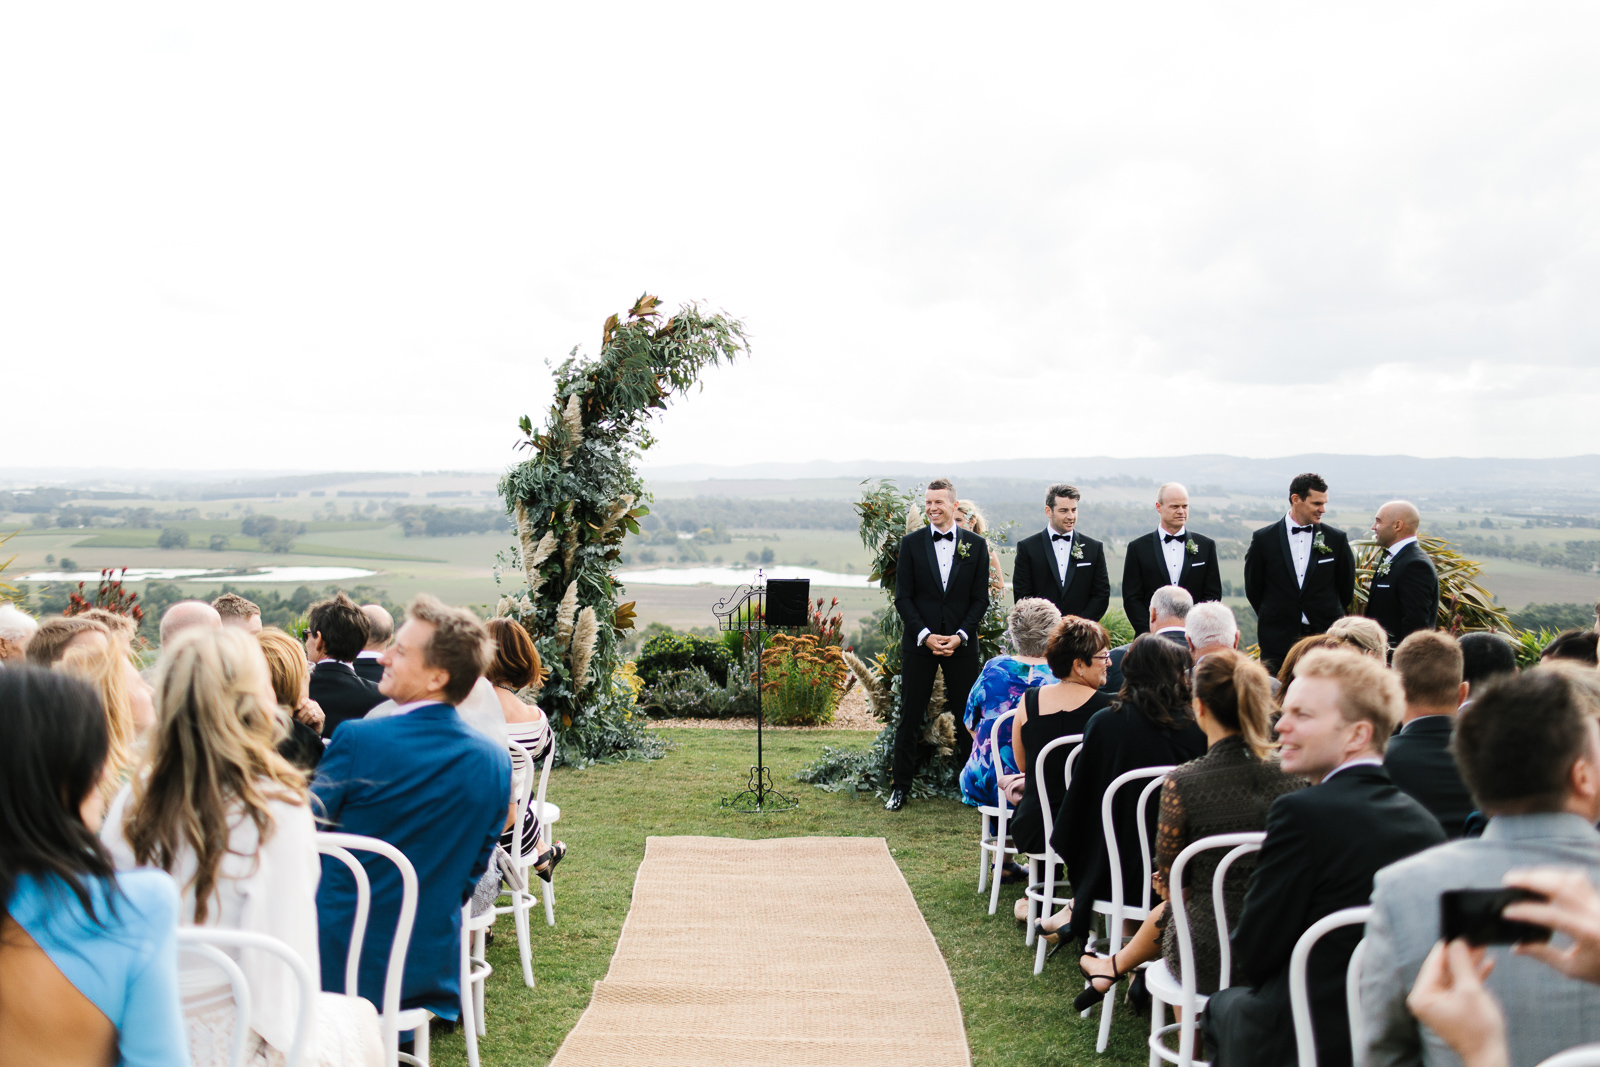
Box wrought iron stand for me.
[714,577,799,813]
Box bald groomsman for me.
[1363,500,1439,650]
[1122,483,1223,636]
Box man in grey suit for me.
[1362,668,1600,1067]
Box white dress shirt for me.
[1387,535,1419,558]
[1047,527,1074,586]
[1159,527,1186,584]
[1285,513,1314,624]
[917,523,968,648]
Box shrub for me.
[157,527,189,549]
[635,631,733,688]
[638,666,732,719]
[760,633,846,726]
[1100,607,1136,647]
[208,534,230,551]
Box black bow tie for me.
[1052,533,1071,542]
[1163,533,1184,544]
[932,530,954,542]
[1291,525,1314,535]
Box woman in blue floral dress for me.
[959,598,1063,807]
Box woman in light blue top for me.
[0,666,188,1066]
[958,597,1062,808]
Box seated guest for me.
[211,592,262,635]
[1076,649,1305,1008]
[1203,649,1444,1067]
[958,597,1061,810]
[1384,631,1474,839]
[1542,629,1599,667]
[0,602,38,664]
[1186,600,1241,661]
[0,667,186,1066]
[1362,668,1600,1067]
[486,617,565,878]
[258,626,329,772]
[305,592,384,737]
[1041,635,1207,944]
[103,627,382,1067]
[25,614,111,666]
[161,600,223,645]
[1459,632,1517,703]
[311,595,512,1027]
[1102,585,1193,695]
[1006,617,1115,920]
[56,636,154,805]
[1274,633,1342,700]
[1327,614,1388,659]
[353,604,394,685]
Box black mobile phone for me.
[1440,888,1552,946]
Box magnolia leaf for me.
[613,601,637,632]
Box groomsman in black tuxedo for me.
[1243,473,1356,672]
[889,478,989,812]
[1362,499,1439,651]
[1011,483,1110,622]
[1121,482,1223,635]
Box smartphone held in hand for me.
[1440,888,1553,946]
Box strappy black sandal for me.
[1073,952,1124,1012]
[533,840,567,883]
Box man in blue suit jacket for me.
[312,594,511,1021]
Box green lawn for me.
[429,727,1150,1067]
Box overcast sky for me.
[5,3,1597,473]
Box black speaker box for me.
[764,578,811,628]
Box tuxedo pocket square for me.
[1316,557,1335,564]
[1077,562,1092,567]
[1190,562,1206,567]
[1375,583,1390,589]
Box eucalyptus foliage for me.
[495,294,748,763]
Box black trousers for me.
[894,643,981,788]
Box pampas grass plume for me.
[555,581,578,649]
[570,606,598,692]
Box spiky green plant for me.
[496,294,748,763]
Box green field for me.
[420,727,1150,1067]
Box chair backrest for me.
[1538,1046,1600,1067]
[1102,765,1175,917]
[316,831,419,1060]
[505,738,534,861]
[990,708,1017,812]
[1034,733,1085,850]
[532,731,557,839]
[1166,831,1266,1011]
[1288,905,1372,1067]
[1211,836,1266,990]
[176,927,317,1067]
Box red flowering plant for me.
[65,568,147,646]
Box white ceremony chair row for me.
[1088,765,1175,1054]
[979,708,1020,915]
[1144,832,1266,1067]
[1024,733,1084,974]
[1540,1047,1600,1067]
[176,927,318,1067]
[1288,905,1372,1067]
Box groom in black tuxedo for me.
[1011,484,1110,621]
[1121,482,1223,635]
[889,478,989,811]
[1243,472,1356,672]
[1363,499,1439,650]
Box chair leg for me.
[1033,859,1056,975]
[543,876,556,927]
[978,814,991,892]
[987,815,1009,916]
[1148,993,1165,1067]
[1095,919,1118,1053]
[474,929,488,1036]
[460,921,478,1067]
[513,884,535,988]
[416,1015,432,1065]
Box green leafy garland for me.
[495,294,748,764]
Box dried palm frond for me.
[1350,536,1513,634]
[555,581,578,649]
[569,606,598,692]
[560,394,584,466]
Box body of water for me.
[19,566,378,583]
[616,565,873,588]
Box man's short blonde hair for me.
[1296,648,1404,749]
[407,594,492,705]
[211,592,261,622]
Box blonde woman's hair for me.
[256,627,309,710]
[1327,616,1388,659]
[57,639,137,806]
[122,627,306,923]
[1192,649,1277,759]
[957,499,989,535]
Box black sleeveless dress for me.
[1007,685,1113,855]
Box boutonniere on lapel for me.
[1375,556,1392,578]
[1071,544,1085,560]
[956,540,971,560]
[1185,538,1199,556]
[1313,532,1331,556]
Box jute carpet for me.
[548,835,971,1067]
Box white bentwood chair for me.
[176,927,318,1067]
[1287,905,1373,1067]
[1087,765,1176,1054]
[1023,733,1084,974]
[1539,1046,1600,1067]
[1144,832,1267,1067]
[459,900,495,1067]
[979,708,1020,915]
[491,738,539,988]
[317,832,422,1067]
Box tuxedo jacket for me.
[1010,529,1111,622]
[1205,765,1444,1067]
[1242,520,1356,664]
[352,655,385,685]
[894,525,990,655]
[310,660,385,739]
[1363,541,1439,648]
[311,703,511,1018]
[1122,530,1223,635]
[1383,716,1474,839]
